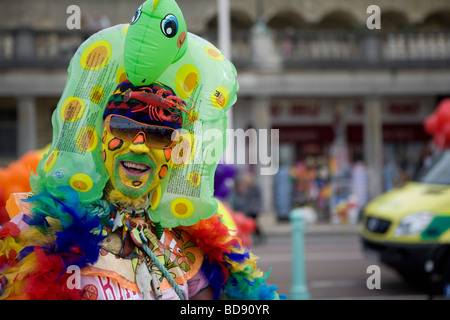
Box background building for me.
[1,0,450,221]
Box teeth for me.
[123,161,149,171]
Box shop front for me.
[270,96,435,222]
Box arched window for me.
[314,10,359,30]
[381,10,410,31]
[267,11,307,30]
[417,10,450,31]
[205,10,253,30]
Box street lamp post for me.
[217,0,234,163]
[290,207,310,300]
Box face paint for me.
[102,127,169,199]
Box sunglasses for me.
[105,114,179,149]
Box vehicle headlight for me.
[394,212,434,236]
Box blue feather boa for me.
[22,186,105,270]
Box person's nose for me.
[128,132,150,154]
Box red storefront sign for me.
[274,125,334,143]
[346,124,431,143]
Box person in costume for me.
[0,79,280,300]
[79,80,214,300]
[0,0,281,300]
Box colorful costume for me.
[0,0,280,300]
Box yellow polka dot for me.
[170,198,194,218]
[210,86,229,109]
[89,85,104,104]
[189,110,199,122]
[172,133,196,169]
[150,184,162,211]
[80,40,112,71]
[60,97,85,122]
[187,171,201,187]
[122,25,129,35]
[153,0,160,11]
[175,64,200,99]
[70,173,93,192]
[115,66,127,85]
[75,126,98,152]
[205,45,224,61]
[43,148,58,173]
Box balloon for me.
[8,162,31,190]
[33,24,127,203]
[436,98,450,115]
[143,30,238,228]
[0,186,8,225]
[124,0,188,86]
[436,102,450,130]
[214,183,229,199]
[424,114,438,135]
[441,122,450,146]
[214,164,236,199]
[0,149,43,204]
[433,133,446,149]
[34,0,239,228]
[0,168,11,185]
[424,98,450,149]
[20,151,41,174]
[216,198,238,236]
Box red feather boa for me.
[13,246,82,300]
[180,214,240,285]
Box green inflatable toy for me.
[124,0,188,86]
[33,0,239,228]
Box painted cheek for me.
[103,134,129,176]
[152,149,167,172]
[159,164,168,179]
[108,137,124,151]
[164,148,172,162]
[145,149,168,191]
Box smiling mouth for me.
[120,161,151,177]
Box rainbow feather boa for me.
[180,215,281,300]
[0,187,281,300]
[0,187,105,299]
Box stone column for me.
[250,96,276,213]
[17,96,37,157]
[15,29,36,64]
[250,21,281,72]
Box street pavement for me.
[250,212,446,300]
[257,211,362,238]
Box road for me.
[250,233,442,300]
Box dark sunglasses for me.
[105,114,179,149]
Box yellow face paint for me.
[102,127,169,199]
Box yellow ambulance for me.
[361,150,450,288]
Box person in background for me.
[241,172,265,244]
[231,175,247,214]
[350,153,369,221]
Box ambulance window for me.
[417,150,450,185]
